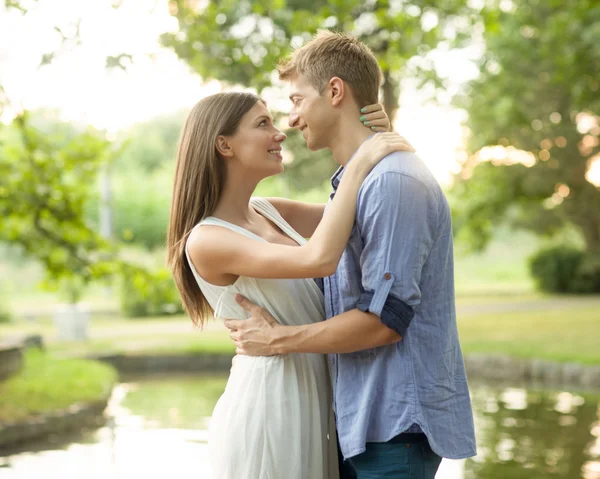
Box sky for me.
[1,0,597,187]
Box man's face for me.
[288,74,336,151]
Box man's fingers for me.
[235,294,259,313]
[223,318,242,330]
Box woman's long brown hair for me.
[167,92,261,327]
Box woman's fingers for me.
[362,110,387,121]
[360,104,391,132]
[363,118,391,132]
[360,103,383,114]
[375,134,416,155]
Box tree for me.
[0,110,120,289]
[0,1,127,292]
[452,0,600,255]
[161,0,474,189]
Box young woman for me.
[166,92,413,479]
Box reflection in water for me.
[1,375,599,479]
[466,383,600,479]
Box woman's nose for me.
[274,130,287,142]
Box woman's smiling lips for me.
[268,148,283,160]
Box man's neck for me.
[328,119,373,167]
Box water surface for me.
[1,374,599,479]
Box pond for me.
[1,374,599,479]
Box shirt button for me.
[384,273,392,280]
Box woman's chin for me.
[260,164,285,180]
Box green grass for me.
[454,230,539,297]
[458,306,600,365]
[0,349,118,422]
[47,329,235,358]
[2,296,600,365]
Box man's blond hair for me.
[278,30,382,108]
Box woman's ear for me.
[216,135,234,157]
[329,77,345,107]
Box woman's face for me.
[225,101,287,179]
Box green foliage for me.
[529,246,600,294]
[0,349,118,422]
[453,0,600,254]
[111,168,172,249]
[120,267,184,318]
[163,0,472,101]
[116,110,185,173]
[0,297,12,324]
[529,246,584,293]
[84,112,183,250]
[279,128,338,192]
[0,113,122,286]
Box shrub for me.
[120,268,184,318]
[529,246,600,293]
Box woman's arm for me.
[188,133,414,283]
[264,198,325,238]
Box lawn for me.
[458,305,600,365]
[0,349,118,422]
[1,295,598,365]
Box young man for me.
[224,31,476,478]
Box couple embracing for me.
[167,31,476,479]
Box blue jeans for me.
[342,433,442,479]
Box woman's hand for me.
[360,103,392,132]
[350,132,415,177]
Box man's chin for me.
[306,139,326,152]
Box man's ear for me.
[216,135,234,157]
[328,77,345,107]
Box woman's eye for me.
[259,120,267,126]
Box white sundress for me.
[185,197,339,479]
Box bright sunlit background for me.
[0,0,483,187]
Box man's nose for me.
[288,113,299,128]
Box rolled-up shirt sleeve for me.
[355,171,436,337]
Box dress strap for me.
[250,197,306,245]
[198,216,260,240]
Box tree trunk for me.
[579,218,600,254]
[381,69,399,131]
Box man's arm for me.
[265,198,325,238]
[226,295,399,355]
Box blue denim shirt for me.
[324,148,477,460]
